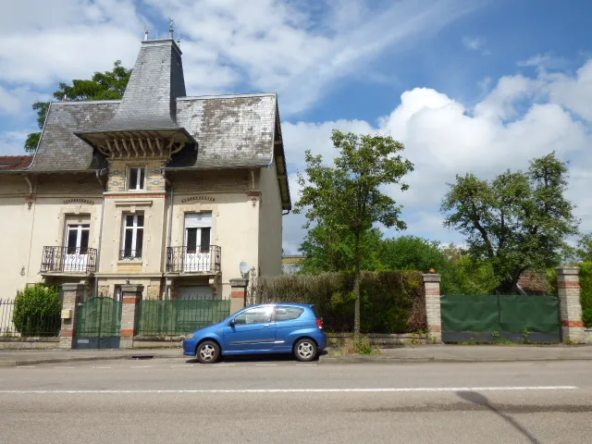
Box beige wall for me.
[0,164,285,302]
[258,162,283,276]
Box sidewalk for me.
[319,344,592,364]
[0,348,185,367]
[1,344,591,367]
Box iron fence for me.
[137,299,231,336]
[166,245,221,273]
[0,298,62,337]
[41,246,97,273]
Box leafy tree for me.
[299,226,384,273]
[576,234,592,262]
[295,130,414,338]
[442,153,579,294]
[24,61,131,152]
[378,236,462,294]
[13,285,62,337]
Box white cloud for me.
[147,0,484,114]
[281,59,592,253]
[462,35,490,55]
[517,53,568,70]
[0,131,29,156]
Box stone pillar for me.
[423,273,442,344]
[59,283,85,349]
[120,284,143,349]
[556,267,586,344]
[229,278,248,314]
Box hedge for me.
[253,271,426,334]
[13,284,62,336]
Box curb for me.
[318,355,592,365]
[0,353,186,367]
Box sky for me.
[0,0,591,254]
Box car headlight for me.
[184,333,194,340]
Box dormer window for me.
[128,167,146,191]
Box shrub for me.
[13,285,62,337]
[254,271,425,333]
[579,262,592,327]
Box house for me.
[281,255,306,274]
[0,35,291,304]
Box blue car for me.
[183,303,327,363]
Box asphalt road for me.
[1,358,591,444]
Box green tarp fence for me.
[441,294,560,343]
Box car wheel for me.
[294,338,317,362]
[196,340,220,364]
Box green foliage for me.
[294,130,414,336]
[25,61,131,153]
[353,337,376,355]
[300,227,384,273]
[13,285,62,337]
[442,152,578,294]
[254,271,426,334]
[576,234,592,262]
[579,262,592,327]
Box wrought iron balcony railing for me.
[166,245,221,274]
[41,246,98,274]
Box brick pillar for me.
[229,278,248,314]
[59,283,85,349]
[556,267,586,344]
[120,284,143,349]
[423,273,442,344]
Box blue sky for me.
[1,0,591,253]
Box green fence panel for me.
[76,297,122,338]
[441,295,501,332]
[499,295,560,334]
[137,300,231,336]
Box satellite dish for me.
[239,262,250,275]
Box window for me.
[234,306,273,325]
[121,214,144,259]
[127,167,146,191]
[184,213,212,253]
[66,224,90,255]
[274,307,304,322]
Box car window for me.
[274,307,305,322]
[234,307,273,325]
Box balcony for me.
[41,246,98,274]
[166,245,221,274]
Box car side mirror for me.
[229,318,236,327]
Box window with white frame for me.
[127,167,146,191]
[121,214,144,259]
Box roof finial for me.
[144,29,149,41]
[168,17,175,39]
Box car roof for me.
[251,303,313,309]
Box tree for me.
[576,234,592,262]
[294,130,414,339]
[442,152,579,293]
[24,61,131,152]
[299,226,384,273]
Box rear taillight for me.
[316,319,323,329]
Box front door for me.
[222,306,276,353]
[184,213,212,272]
[64,224,89,272]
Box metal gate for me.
[74,297,123,349]
[441,294,561,343]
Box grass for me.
[330,337,381,356]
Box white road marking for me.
[130,366,152,369]
[92,366,112,369]
[54,366,74,369]
[0,386,577,395]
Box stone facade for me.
[423,273,442,344]
[556,267,586,344]
[120,285,143,349]
[59,283,85,349]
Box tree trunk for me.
[353,232,361,342]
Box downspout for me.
[94,168,108,299]
[24,174,36,283]
[162,170,174,300]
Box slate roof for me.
[88,40,186,133]
[28,101,118,171]
[17,36,291,208]
[172,93,276,169]
[0,156,33,171]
